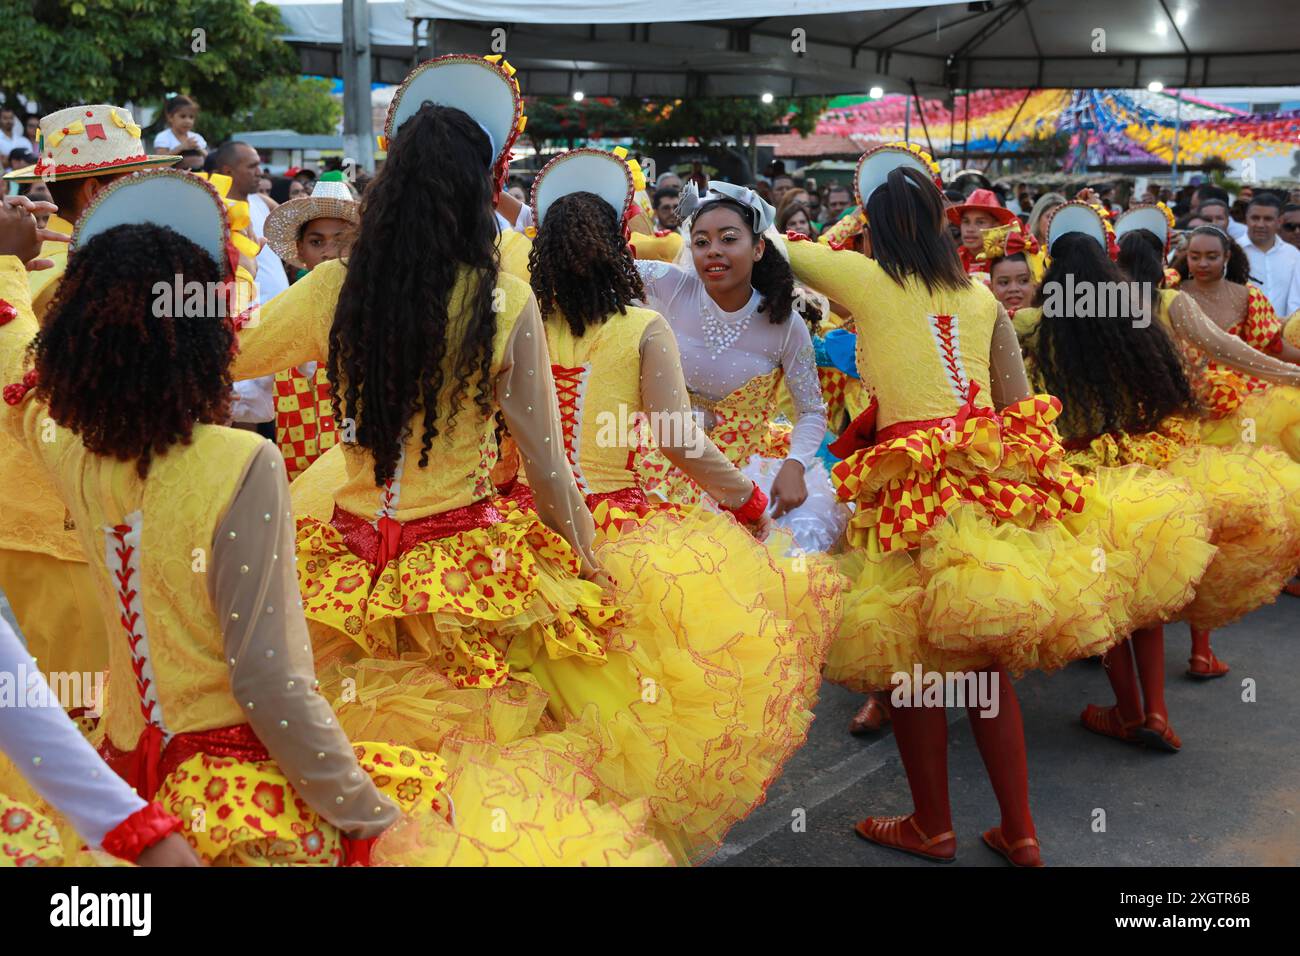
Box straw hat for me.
[4,104,180,183]
[264,173,359,269]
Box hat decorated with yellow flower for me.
[977,221,1045,283]
[4,104,181,183]
[530,147,636,233]
[381,53,525,195]
[1114,201,1177,254]
[854,141,944,209]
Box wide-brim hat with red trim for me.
[264,174,359,269]
[1114,202,1175,254]
[530,147,636,230]
[4,104,181,183]
[946,187,1020,227]
[381,54,524,182]
[71,169,233,278]
[855,141,944,209]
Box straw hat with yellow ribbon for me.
[4,104,180,183]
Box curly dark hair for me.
[691,198,798,324]
[528,191,645,336]
[328,103,501,486]
[32,223,234,478]
[1032,231,1196,440]
[1171,225,1255,285]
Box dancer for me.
[1169,224,1300,462]
[507,147,836,858]
[225,60,744,864]
[1020,203,1300,694]
[782,145,1211,866]
[0,176,450,866]
[632,179,848,554]
[0,615,201,866]
[0,104,179,683]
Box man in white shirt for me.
[213,140,291,430]
[1243,194,1300,318]
[0,106,34,160]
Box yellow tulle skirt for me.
[289,448,833,863]
[1067,419,1300,631]
[825,397,1214,693]
[1200,384,1300,464]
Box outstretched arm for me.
[1170,292,1300,388]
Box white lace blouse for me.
[635,260,828,466]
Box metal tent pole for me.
[341,0,374,173]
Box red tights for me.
[1100,625,1168,724]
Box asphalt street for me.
[711,598,1300,867]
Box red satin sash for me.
[99,722,269,802]
[330,499,505,580]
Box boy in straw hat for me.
[262,171,359,480]
[0,105,178,684]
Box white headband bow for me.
[678,180,777,234]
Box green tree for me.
[2,1,297,118]
[203,76,341,143]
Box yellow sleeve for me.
[785,238,874,320]
[498,229,532,282]
[231,258,342,380]
[1011,306,1042,340]
[0,256,50,450]
[629,231,682,263]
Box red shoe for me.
[1080,704,1142,746]
[1135,712,1182,753]
[1283,579,1300,598]
[853,814,956,863]
[982,827,1044,867]
[848,696,891,735]
[1187,651,1229,680]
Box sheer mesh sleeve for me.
[230,259,342,381]
[497,295,600,572]
[634,259,692,312]
[779,317,829,466]
[211,441,399,840]
[990,305,1033,408]
[639,315,754,508]
[1169,291,1300,387]
[0,617,147,849]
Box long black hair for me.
[1172,225,1255,285]
[328,103,500,486]
[528,191,645,336]
[691,197,802,324]
[33,223,233,478]
[864,166,969,293]
[1033,231,1196,438]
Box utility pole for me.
[342,0,375,173]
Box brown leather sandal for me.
[1080,704,1142,745]
[848,695,891,735]
[1135,712,1182,752]
[853,814,956,863]
[1187,651,1229,679]
[982,827,1044,867]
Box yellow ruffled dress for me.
[290,302,839,864]
[786,239,1215,693]
[1016,303,1300,631]
[1176,286,1300,463]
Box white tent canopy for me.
[272,0,1300,97]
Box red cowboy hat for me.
[946,188,1019,227]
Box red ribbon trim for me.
[330,498,506,579]
[99,723,270,801]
